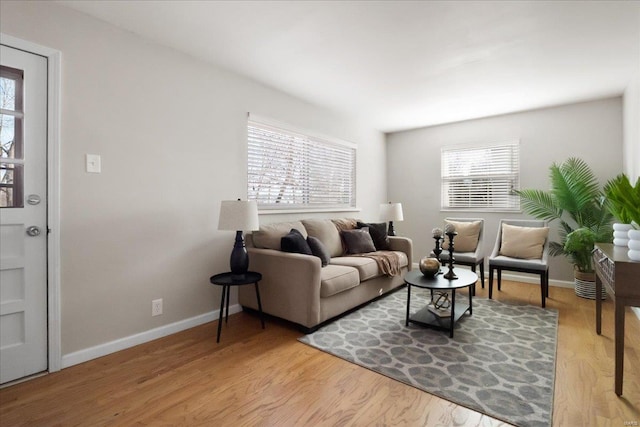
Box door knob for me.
[26,226,41,237]
[27,194,41,205]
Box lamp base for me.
[230,230,249,277]
[387,221,396,236]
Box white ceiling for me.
[58,0,640,133]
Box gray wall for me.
[623,36,640,181]
[387,97,623,283]
[0,1,387,356]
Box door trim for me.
[1,33,62,373]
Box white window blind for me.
[441,141,520,211]
[248,117,356,210]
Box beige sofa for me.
[238,219,413,332]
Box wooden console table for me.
[593,243,640,396]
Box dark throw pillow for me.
[357,221,390,250]
[341,227,376,254]
[307,236,331,267]
[281,228,313,255]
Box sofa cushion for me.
[342,228,376,254]
[281,229,313,255]
[307,236,331,267]
[320,265,360,298]
[252,221,308,250]
[442,220,481,252]
[330,251,409,281]
[329,256,380,281]
[331,218,358,231]
[302,219,343,258]
[392,251,409,268]
[499,223,549,259]
[357,221,390,250]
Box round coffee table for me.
[404,269,478,337]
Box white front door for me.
[0,45,48,384]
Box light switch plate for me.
[86,154,101,173]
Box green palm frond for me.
[515,189,561,222]
[604,174,640,226]
[548,241,566,258]
[551,158,601,226]
[518,158,612,270]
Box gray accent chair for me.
[488,219,550,308]
[439,218,485,293]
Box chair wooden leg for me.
[540,271,546,308]
[546,269,550,297]
[497,268,502,291]
[489,267,494,299]
[479,261,485,288]
[471,265,477,296]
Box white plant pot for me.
[613,223,633,246]
[628,229,640,261]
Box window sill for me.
[259,207,361,215]
[441,208,523,213]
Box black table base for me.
[404,269,477,338]
[210,271,264,343]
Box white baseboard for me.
[497,272,575,289]
[411,263,640,319]
[61,304,242,369]
[60,277,640,369]
[410,263,574,289]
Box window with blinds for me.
[247,117,356,211]
[441,141,520,211]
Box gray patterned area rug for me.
[299,287,558,427]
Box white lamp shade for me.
[218,200,259,231]
[379,202,404,222]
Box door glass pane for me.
[0,66,24,208]
[0,77,16,111]
[0,163,23,208]
[1,114,17,159]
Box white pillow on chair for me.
[499,223,549,259]
[442,220,482,252]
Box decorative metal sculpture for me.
[443,223,458,280]
[431,227,443,262]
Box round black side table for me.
[209,271,264,343]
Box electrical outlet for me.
[152,298,163,316]
[86,154,101,173]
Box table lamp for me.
[218,199,259,277]
[380,202,404,236]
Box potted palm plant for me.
[516,157,612,299]
[604,174,640,260]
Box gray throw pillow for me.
[341,228,376,254]
[307,236,331,267]
[357,221,390,250]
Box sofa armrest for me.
[242,247,323,328]
[388,236,413,271]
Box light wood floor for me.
[0,280,638,426]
